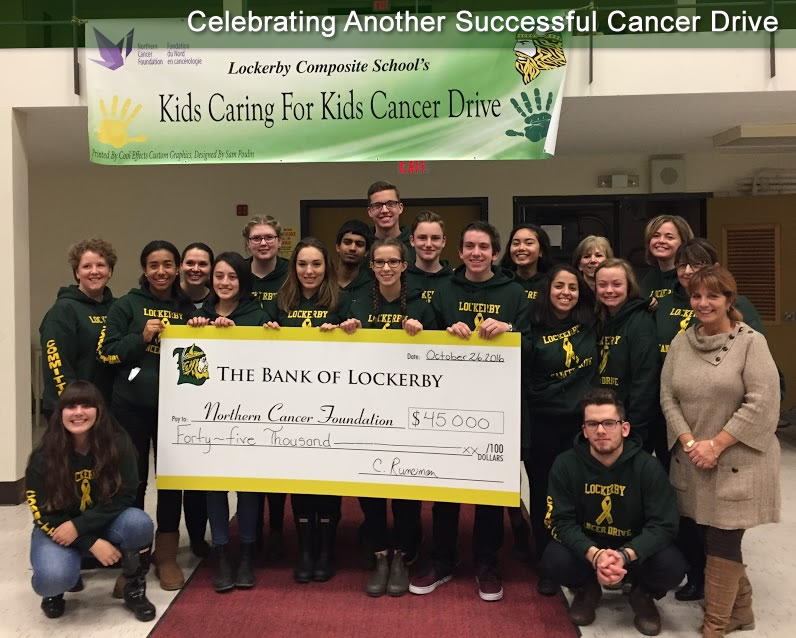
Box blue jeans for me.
[30,507,153,598]
[206,491,259,546]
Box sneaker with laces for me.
[476,568,504,601]
[409,565,453,595]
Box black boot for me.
[40,594,65,619]
[213,545,235,593]
[294,517,315,584]
[121,549,156,622]
[235,542,256,589]
[313,517,338,582]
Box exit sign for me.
[373,0,389,11]
[398,160,428,175]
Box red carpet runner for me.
[150,499,576,638]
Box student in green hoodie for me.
[97,240,193,593]
[411,221,528,603]
[340,238,435,598]
[26,382,156,622]
[265,238,347,584]
[498,222,554,561]
[367,180,414,259]
[406,210,453,304]
[542,388,685,635]
[244,215,290,306]
[188,252,266,592]
[639,215,694,302]
[525,263,598,595]
[500,222,553,313]
[242,215,289,558]
[40,238,117,418]
[335,219,373,299]
[593,259,659,444]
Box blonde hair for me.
[643,215,694,265]
[242,216,283,253]
[572,235,614,268]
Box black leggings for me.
[112,400,206,536]
[702,525,745,563]
[292,494,341,521]
[525,419,578,561]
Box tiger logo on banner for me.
[513,33,567,85]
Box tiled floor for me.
[2,428,794,637]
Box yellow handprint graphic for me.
[98,96,148,149]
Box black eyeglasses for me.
[583,419,623,430]
[367,200,401,212]
[372,258,404,269]
[675,261,708,272]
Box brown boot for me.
[153,532,184,590]
[702,555,745,637]
[726,569,755,633]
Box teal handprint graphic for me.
[505,88,554,143]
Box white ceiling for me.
[21,90,796,166]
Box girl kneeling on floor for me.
[26,381,156,621]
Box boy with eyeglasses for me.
[366,181,414,260]
[541,388,685,636]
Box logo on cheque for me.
[173,344,209,386]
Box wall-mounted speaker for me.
[650,157,686,193]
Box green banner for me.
[85,16,568,164]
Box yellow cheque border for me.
[157,476,519,507]
[162,325,520,347]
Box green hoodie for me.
[596,298,660,438]
[339,266,373,300]
[655,283,763,360]
[640,266,678,300]
[196,297,267,326]
[25,431,139,553]
[97,287,189,410]
[513,271,546,316]
[39,285,116,412]
[248,256,289,305]
[432,265,530,333]
[348,288,437,329]
[524,317,598,423]
[406,260,453,306]
[266,293,349,327]
[547,431,679,562]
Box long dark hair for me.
[500,223,553,274]
[533,264,595,326]
[138,240,191,310]
[208,252,252,306]
[370,238,408,325]
[278,238,339,313]
[31,382,125,512]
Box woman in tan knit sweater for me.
[660,265,780,638]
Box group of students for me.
[29,181,781,636]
